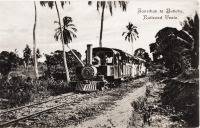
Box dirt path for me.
[71,81,148,128]
[68,77,184,128]
[7,75,183,127]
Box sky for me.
[0,0,199,62]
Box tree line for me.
[149,13,199,76]
[0,1,197,82]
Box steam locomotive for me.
[69,44,146,92]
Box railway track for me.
[0,93,74,115]
[0,92,85,127]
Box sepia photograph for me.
[0,0,199,127]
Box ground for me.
[1,72,198,127]
[75,83,146,128]
[66,75,184,128]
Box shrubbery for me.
[0,76,71,108]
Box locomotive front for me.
[69,44,106,92]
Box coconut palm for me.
[88,1,128,47]
[54,16,83,66]
[40,1,71,82]
[122,22,139,55]
[33,1,38,79]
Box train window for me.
[106,56,113,64]
[92,51,114,65]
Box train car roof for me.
[113,48,146,62]
[113,48,132,57]
[93,47,134,59]
[87,47,145,61]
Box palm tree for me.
[88,1,128,47]
[40,1,71,82]
[181,13,199,68]
[33,1,38,79]
[122,22,139,55]
[54,16,84,66]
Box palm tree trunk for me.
[55,1,70,82]
[66,45,84,66]
[99,4,105,47]
[33,1,39,79]
[131,42,133,55]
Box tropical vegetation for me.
[149,13,199,75]
[122,22,139,54]
[88,1,128,47]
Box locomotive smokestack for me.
[87,44,93,65]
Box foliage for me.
[0,76,71,108]
[40,1,69,9]
[44,49,81,80]
[181,12,199,68]
[162,77,199,127]
[122,22,139,42]
[88,1,127,15]
[134,48,145,59]
[122,22,139,54]
[134,48,152,68]
[36,48,42,59]
[54,16,77,45]
[150,26,194,75]
[0,77,34,108]
[88,1,128,47]
[23,44,32,65]
[0,51,23,77]
[150,13,199,75]
[40,1,74,82]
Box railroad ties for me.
[0,93,83,127]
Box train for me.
[69,44,147,92]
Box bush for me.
[0,76,72,109]
[0,77,34,108]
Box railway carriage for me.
[69,44,147,92]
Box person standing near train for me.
[93,53,101,67]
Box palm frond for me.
[48,1,54,9]
[125,35,128,41]
[118,1,128,11]
[54,31,61,41]
[97,1,100,12]
[67,29,77,36]
[54,21,59,24]
[70,27,78,32]
[122,32,126,36]
[132,33,137,40]
[130,34,133,42]
[108,1,113,16]
[40,1,47,7]
[60,1,70,8]
[128,36,130,42]
[55,27,63,33]
[88,1,92,5]
[67,24,75,27]
[72,33,77,38]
